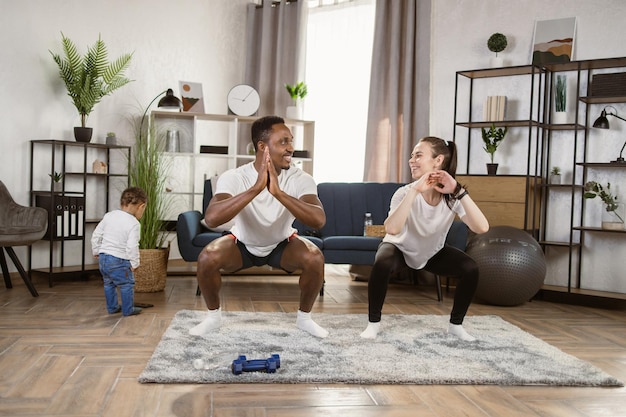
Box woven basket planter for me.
[135,247,169,293]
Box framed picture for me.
[179,81,205,113]
[531,17,577,66]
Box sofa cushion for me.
[301,235,323,250]
[322,236,382,250]
[192,231,223,248]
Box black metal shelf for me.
[29,140,130,287]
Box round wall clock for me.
[227,84,260,116]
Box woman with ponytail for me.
[361,137,489,341]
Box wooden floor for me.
[1,262,626,417]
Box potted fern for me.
[285,81,308,120]
[481,123,508,175]
[50,33,133,143]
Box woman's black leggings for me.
[367,242,479,325]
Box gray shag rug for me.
[138,310,622,386]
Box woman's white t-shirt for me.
[383,184,466,270]
[215,162,317,257]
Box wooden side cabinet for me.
[456,175,540,231]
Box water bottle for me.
[363,212,373,236]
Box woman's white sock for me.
[360,322,381,339]
[447,323,476,342]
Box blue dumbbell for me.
[231,354,281,375]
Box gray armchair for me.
[0,180,47,297]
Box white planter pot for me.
[553,111,568,124]
[286,105,302,120]
[549,174,561,185]
[490,57,503,68]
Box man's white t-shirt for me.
[383,184,466,270]
[91,209,141,269]
[215,162,318,257]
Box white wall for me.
[431,0,626,293]
[1,0,249,266]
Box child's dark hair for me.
[417,136,463,209]
[251,115,285,151]
[120,187,148,206]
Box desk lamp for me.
[139,88,182,141]
[593,106,626,163]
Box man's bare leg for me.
[189,237,241,336]
[283,237,328,338]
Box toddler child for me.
[91,187,147,316]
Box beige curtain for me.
[245,0,307,116]
[363,0,431,183]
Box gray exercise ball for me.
[466,226,546,306]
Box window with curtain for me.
[304,0,375,183]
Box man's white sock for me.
[296,310,329,338]
[360,322,381,339]
[189,308,222,336]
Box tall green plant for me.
[50,33,133,128]
[128,117,170,249]
[555,75,567,112]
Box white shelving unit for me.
[152,111,315,220]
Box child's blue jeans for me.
[98,253,135,316]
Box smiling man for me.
[189,115,329,338]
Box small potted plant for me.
[481,123,507,175]
[284,81,308,120]
[48,171,64,192]
[583,181,625,230]
[487,33,508,67]
[550,166,561,184]
[106,132,117,145]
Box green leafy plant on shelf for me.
[50,33,133,128]
[555,75,567,112]
[584,181,624,224]
[481,123,508,163]
[487,33,508,57]
[550,166,561,175]
[48,171,64,183]
[285,81,308,105]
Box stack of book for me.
[483,96,507,121]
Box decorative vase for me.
[486,163,498,175]
[74,127,93,143]
[601,203,625,230]
[165,130,180,152]
[106,135,117,146]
